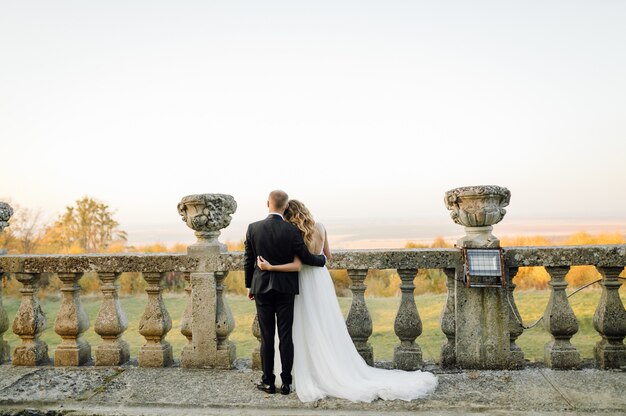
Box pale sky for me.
[1,1,625,247]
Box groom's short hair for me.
[269,190,289,211]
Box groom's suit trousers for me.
[255,289,295,386]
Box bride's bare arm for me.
[322,227,331,259]
[257,256,302,272]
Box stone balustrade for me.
[0,190,624,371]
[0,245,623,370]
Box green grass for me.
[0,289,616,364]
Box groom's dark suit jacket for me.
[244,214,326,295]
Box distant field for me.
[0,289,613,364]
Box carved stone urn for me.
[0,202,12,255]
[0,202,13,234]
[444,185,510,248]
[177,194,237,248]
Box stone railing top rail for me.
[0,253,196,274]
[0,245,624,274]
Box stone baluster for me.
[440,268,456,368]
[251,314,262,370]
[12,273,49,365]
[592,266,626,369]
[346,269,373,365]
[0,273,10,363]
[180,272,193,360]
[542,266,581,369]
[54,272,91,366]
[507,267,525,368]
[215,271,236,368]
[393,269,422,370]
[94,272,129,366]
[138,272,173,367]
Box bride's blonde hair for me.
[285,199,316,248]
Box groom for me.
[244,190,326,395]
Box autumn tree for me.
[42,196,127,253]
[0,202,45,254]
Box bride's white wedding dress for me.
[275,226,438,403]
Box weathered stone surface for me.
[0,245,623,275]
[138,272,172,367]
[393,269,422,370]
[177,193,237,246]
[180,272,193,363]
[0,272,10,363]
[444,185,510,248]
[213,249,464,271]
[219,245,625,271]
[449,186,511,370]
[0,202,13,234]
[454,278,510,369]
[95,272,129,366]
[542,267,581,369]
[12,273,49,366]
[592,266,626,369]
[0,253,197,274]
[215,271,236,369]
[0,367,119,403]
[345,269,373,366]
[507,267,525,368]
[54,273,91,366]
[440,268,456,368]
[1,365,625,414]
[504,245,626,267]
[181,271,216,368]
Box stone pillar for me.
[54,272,91,366]
[177,193,237,368]
[346,269,373,365]
[12,273,49,366]
[445,185,511,369]
[393,269,422,370]
[215,271,236,368]
[507,267,525,368]
[0,202,13,362]
[543,266,581,369]
[138,272,173,367]
[94,272,129,366]
[251,313,262,370]
[180,272,193,360]
[592,266,626,369]
[440,268,456,368]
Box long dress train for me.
[275,231,438,402]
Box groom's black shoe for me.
[280,384,291,395]
[256,381,276,394]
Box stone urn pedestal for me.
[177,193,237,369]
[445,185,511,369]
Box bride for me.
[256,200,438,403]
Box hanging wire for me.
[508,276,626,330]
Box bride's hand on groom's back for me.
[257,255,271,271]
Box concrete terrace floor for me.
[0,360,624,416]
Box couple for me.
[244,190,438,403]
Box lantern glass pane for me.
[466,249,501,276]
